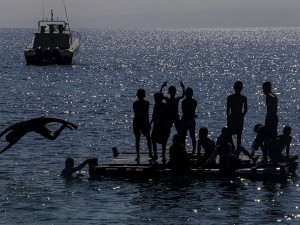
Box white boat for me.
[24,10,80,65]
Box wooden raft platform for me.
[92,152,298,181]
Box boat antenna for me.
[51,9,53,21]
[63,0,70,26]
[42,2,45,20]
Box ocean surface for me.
[1,27,300,224]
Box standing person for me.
[226,81,248,149]
[0,116,78,155]
[180,87,197,154]
[150,92,171,163]
[133,88,152,162]
[160,80,185,133]
[262,81,278,137]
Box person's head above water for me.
[65,158,74,168]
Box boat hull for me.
[24,41,79,65]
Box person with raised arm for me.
[0,116,78,155]
[61,158,96,180]
[160,80,185,133]
[150,92,171,163]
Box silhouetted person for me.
[197,127,215,165]
[160,80,185,133]
[0,116,78,155]
[180,87,197,154]
[133,88,152,162]
[262,81,278,137]
[61,158,95,180]
[150,92,171,163]
[168,133,191,173]
[251,123,273,163]
[226,81,247,149]
[202,127,237,172]
[269,126,292,163]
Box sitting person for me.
[168,133,191,173]
[202,127,237,172]
[251,123,274,163]
[268,126,292,163]
[197,127,216,165]
[61,158,96,180]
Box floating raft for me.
[92,152,298,181]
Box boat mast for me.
[42,2,45,20]
[63,0,70,26]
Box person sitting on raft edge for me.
[168,133,191,174]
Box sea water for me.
[0,27,300,224]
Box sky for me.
[1,0,300,28]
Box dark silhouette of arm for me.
[0,142,16,155]
[160,81,168,92]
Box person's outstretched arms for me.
[72,159,94,173]
[160,81,168,92]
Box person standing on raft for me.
[133,88,153,162]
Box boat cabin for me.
[33,20,71,50]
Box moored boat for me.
[24,10,80,65]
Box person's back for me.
[181,90,197,123]
[169,134,191,173]
[262,81,278,137]
[133,88,152,162]
[151,92,171,161]
[197,127,215,163]
[226,81,247,148]
[181,87,197,153]
[133,99,150,129]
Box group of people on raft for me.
[133,80,294,172]
[0,80,293,178]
